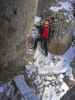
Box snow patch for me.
[34,16,42,25]
[49,1,72,12]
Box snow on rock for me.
[34,45,75,75]
[49,1,72,12]
[34,16,42,25]
[34,45,70,74]
[24,47,70,100]
[24,43,75,100]
[42,81,69,100]
[33,44,74,76]
[58,1,72,11]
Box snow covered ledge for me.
[34,43,75,77]
[24,43,75,99]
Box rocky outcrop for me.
[0,0,38,81]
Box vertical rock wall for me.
[0,0,38,81]
[37,0,54,17]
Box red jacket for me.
[41,26,49,40]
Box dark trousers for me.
[42,38,48,56]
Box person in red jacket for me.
[41,19,49,56]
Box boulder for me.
[48,33,72,55]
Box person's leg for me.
[44,39,48,56]
[40,37,43,49]
[33,39,37,49]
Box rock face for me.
[0,0,73,81]
[0,0,38,81]
[0,0,54,81]
[37,0,54,17]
